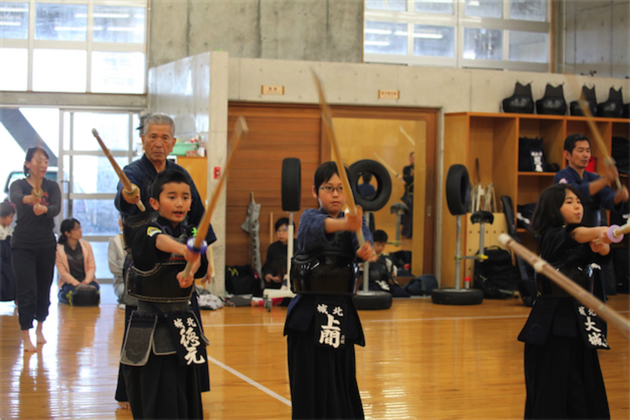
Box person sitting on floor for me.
[262,217,296,290]
[363,229,409,297]
[56,218,100,306]
[0,201,16,302]
[108,216,137,310]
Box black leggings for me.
[12,246,56,330]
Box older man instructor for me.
[114,113,216,408]
[115,113,207,228]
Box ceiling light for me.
[106,27,140,32]
[0,7,28,13]
[365,41,390,46]
[54,26,87,31]
[365,28,392,35]
[94,13,131,19]
[414,33,444,39]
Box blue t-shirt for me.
[554,166,625,226]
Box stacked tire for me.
[432,164,483,306]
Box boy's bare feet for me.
[35,324,46,344]
[22,331,37,352]
[117,401,130,410]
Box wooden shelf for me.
[441,112,629,289]
[518,172,557,176]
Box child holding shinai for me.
[121,169,211,419]
[519,183,614,419]
[285,161,374,419]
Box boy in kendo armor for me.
[285,161,374,419]
[121,169,212,419]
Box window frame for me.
[0,0,148,93]
[364,0,551,72]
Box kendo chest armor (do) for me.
[537,261,596,299]
[291,248,358,295]
[127,232,193,303]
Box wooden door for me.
[329,107,438,275]
[226,103,438,276]
[226,104,321,267]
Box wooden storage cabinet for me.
[175,156,208,204]
[441,112,629,288]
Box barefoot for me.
[35,323,46,344]
[117,401,130,410]
[36,331,47,345]
[22,331,37,352]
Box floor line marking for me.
[207,355,292,407]
[204,310,630,328]
[203,315,526,328]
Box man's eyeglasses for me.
[319,185,343,194]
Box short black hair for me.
[313,161,350,193]
[274,217,292,231]
[372,229,388,243]
[564,133,590,153]
[151,169,191,200]
[0,201,15,218]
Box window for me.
[364,0,550,72]
[0,0,147,93]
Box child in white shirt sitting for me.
[0,201,16,301]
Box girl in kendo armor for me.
[519,183,613,419]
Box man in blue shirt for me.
[554,133,629,296]
[554,134,628,227]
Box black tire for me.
[446,164,470,216]
[349,159,392,212]
[353,291,393,310]
[282,158,301,212]
[431,288,483,305]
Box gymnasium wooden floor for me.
[1,287,628,420]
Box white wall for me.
[148,51,229,296]
[228,58,629,113]
[562,0,630,79]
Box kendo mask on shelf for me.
[502,82,534,114]
[570,85,597,116]
[536,83,567,115]
[597,87,624,118]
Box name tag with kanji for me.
[314,297,346,349]
[166,312,208,365]
[576,304,609,350]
